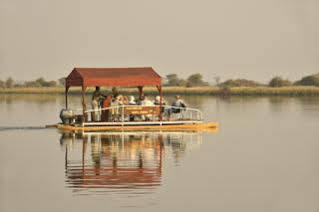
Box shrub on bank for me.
[0,80,5,88]
[24,78,57,87]
[269,76,292,87]
[294,74,319,86]
[220,79,262,87]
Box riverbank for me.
[1,86,319,96]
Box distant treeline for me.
[0,73,319,89]
[0,77,65,88]
[164,73,319,87]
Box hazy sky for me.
[0,0,318,83]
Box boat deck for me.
[83,120,203,126]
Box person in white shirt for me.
[128,96,136,105]
[139,95,154,121]
[141,95,154,106]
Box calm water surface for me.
[0,95,319,212]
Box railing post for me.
[121,105,124,125]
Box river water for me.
[0,95,319,212]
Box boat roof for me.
[66,67,162,87]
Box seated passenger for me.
[154,95,166,115]
[122,96,129,105]
[141,95,154,106]
[128,96,136,105]
[140,95,154,121]
[154,95,166,105]
[137,95,144,105]
[127,96,136,121]
[110,95,121,121]
[171,95,186,113]
[117,95,124,105]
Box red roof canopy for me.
[66,67,162,87]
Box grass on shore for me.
[1,86,319,96]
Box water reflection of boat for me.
[60,131,204,195]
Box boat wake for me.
[0,126,46,131]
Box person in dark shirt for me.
[91,87,105,121]
[172,95,186,112]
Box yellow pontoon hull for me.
[56,122,218,133]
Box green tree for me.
[5,77,14,88]
[166,74,180,86]
[178,79,187,87]
[47,80,57,87]
[35,77,46,86]
[165,74,187,86]
[186,73,208,87]
[269,76,292,87]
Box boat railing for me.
[83,105,203,123]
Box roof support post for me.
[65,84,69,109]
[81,85,87,121]
[138,86,144,100]
[157,85,163,121]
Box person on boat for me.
[110,94,123,121]
[169,95,187,119]
[122,96,129,105]
[127,96,137,121]
[172,95,186,111]
[154,95,166,118]
[101,95,112,121]
[154,95,167,107]
[141,95,154,106]
[136,95,143,105]
[91,86,105,121]
[154,96,162,105]
[140,95,154,121]
[117,95,128,105]
[128,96,136,105]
